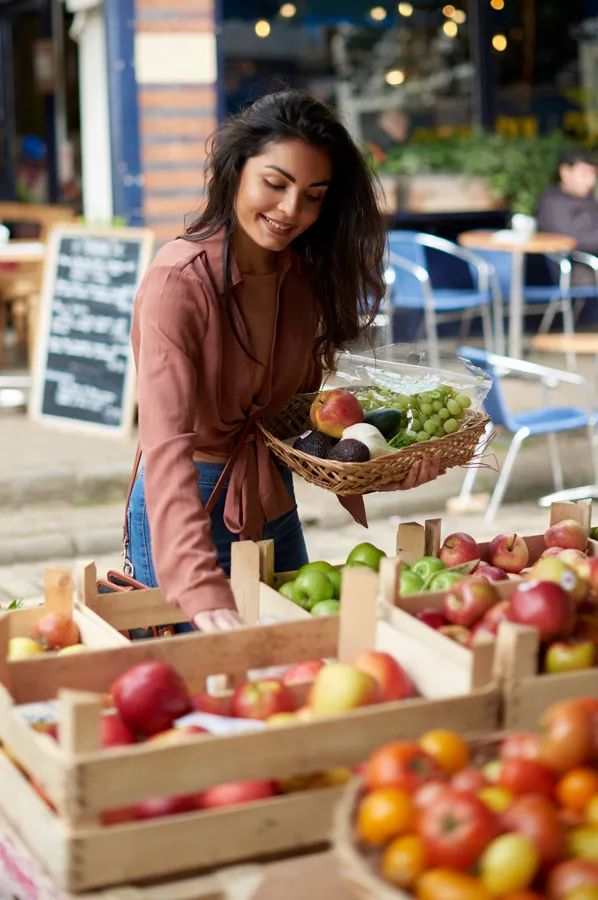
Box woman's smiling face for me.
[234,139,332,254]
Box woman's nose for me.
[278,191,300,219]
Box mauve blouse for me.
[130,229,322,619]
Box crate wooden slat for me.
[0,567,500,893]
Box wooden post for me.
[396,522,426,565]
[337,567,378,662]
[43,568,73,617]
[378,556,401,608]
[550,499,591,535]
[230,542,261,625]
[75,560,98,606]
[494,621,539,682]
[257,539,275,587]
[424,518,442,556]
[0,614,11,692]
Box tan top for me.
[458,230,577,255]
[131,229,322,619]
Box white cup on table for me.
[0,225,9,245]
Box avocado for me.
[327,439,370,463]
[363,407,404,439]
[293,430,336,458]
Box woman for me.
[125,90,440,633]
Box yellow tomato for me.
[568,826,598,862]
[480,833,539,895]
[419,729,470,774]
[416,868,492,900]
[58,643,86,655]
[477,785,514,813]
[587,795,598,826]
[381,833,427,889]
[357,787,415,846]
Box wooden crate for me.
[0,566,499,894]
[8,568,128,654]
[495,620,598,729]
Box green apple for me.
[411,556,447,582]
[399,569,424,596]
[297,560,336,576]
[278,581,297,602]
[545,639,596,674]
[310,599,340,616]
[428,570,465,592]
[292,570,336,611]
[326,569,341,598]
[345,542,387,572]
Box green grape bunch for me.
[356,384,472,447]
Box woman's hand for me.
[193,608,244,632]
[382,452,446,492]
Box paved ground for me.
[1,346,597,602]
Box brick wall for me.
[134,0,218,246]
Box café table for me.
[0,240,45,404]
[458,230,576,360]
[0,239,45,264]
[532,331,598,505]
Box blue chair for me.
[384,231,495,368]
[457,345,594,522]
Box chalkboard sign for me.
[30,225,153,436]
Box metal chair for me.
[384,230,495,368]
[456,344,595,522]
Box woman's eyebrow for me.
[265,164,330,187]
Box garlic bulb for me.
[341,423,393,458]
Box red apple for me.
[477,564,509,582]
[575,557,598,601]
[544,518,587,552]
[438,624,471,646]
[529,556,588,605]
[309,389,364,438]
[100,714,137,748]
[353,650,414,702]
[149,725,208,745]
[444,577,500,628]
[231,679,296,720]
[415,608,449,630]
[487,533,529,574]
[101,806,137,826]
[439,532,480,568]
[198,779,276,809]
[133,793,199,820]
[111,661,191,737]
[282,660,325,686]
[541,546,565,558]
[190,691,233,717]
[469,621,497,646]
[508,581,576,641]
[544,639,596,674]
[558,548,587,566]
[481,599,511,634]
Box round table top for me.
[0,240,45,264]
[532,332,598,355]
[459,230,577,255]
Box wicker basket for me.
[257,391,491,496]
[333,738,504,899]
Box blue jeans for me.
[126,461,308,630]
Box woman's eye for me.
[307,194,324,204]
[264,180,285,191]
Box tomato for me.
[416,868,492,900]
[451,767,488,793]
[568,826,598,862]
[501,794,565,864]
[480,833,539,894]
[587,795,598,825]
[419,729,470,775]
[364,741,442,792]
[565,888,598,900]
[557,769,598,813]
[500,731,541,763]
[547,859,598,898]
[381,833,427,888]
[32,612,80,650]
[356,787,415,846]
[416,788,497,870]
[539,701,593,773]
[499,758,556,799]
[414,780,453,811]
[571,698,598,762]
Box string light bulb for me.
[370,6,388,20]
[490,0,505,8]
[255,19,271,37]
[442,4,456,16]
[385,68,406,85]
[452,9,466,23]
[279,2,297,16]
[398,2,413,15]
[492,33,507,50]
[443,20,458,37]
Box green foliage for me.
[375,131,578,215]
[0,599,23,611]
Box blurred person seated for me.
[537,147,598,285]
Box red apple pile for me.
[354,696,598,897]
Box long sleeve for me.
[538,188,598,254]
[135,263,236,619]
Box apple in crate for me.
[309,389,364,439]
[231,679,296,720]
[529,556,588,604]
[353,650,414,701]
[191,691,233,718]
[308,663,378,716]
[444,578,499,628]
[476,562,509,582]
[149,725,208,745]
[198,780,276,809]
[111,661,191,737]
[439,532,480,568]
[133,793,199,820]
[415,608,449,630]
[507,581,575,641]
[282,660,325,686]
[100,714,137,748]
[487,533,529,574]
[33,612,80,651]
[544,518,587,552]
[544,639,596,674]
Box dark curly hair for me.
[184,90,386,371]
